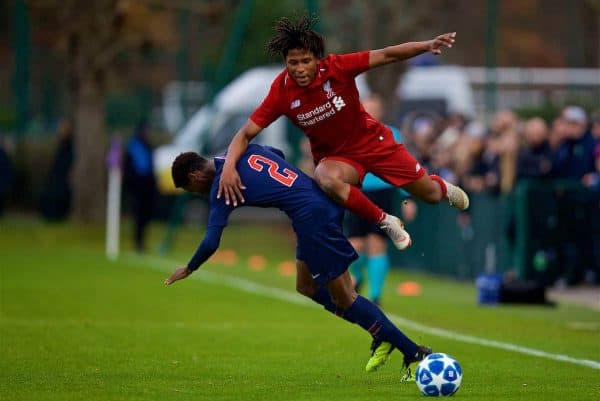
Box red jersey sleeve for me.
[250,77,284,128]
[331,51,370,80]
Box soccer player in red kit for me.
[218,15,470,250]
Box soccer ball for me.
[415,353,463,396]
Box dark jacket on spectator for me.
[517,141,554,179]
[553,130,595,178]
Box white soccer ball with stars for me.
[415,353,463,396]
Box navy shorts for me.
[344,188,395,238]
[296,221,358,286]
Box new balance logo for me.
[290,99,301,109]
[333,96,346,111]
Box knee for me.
[314,171,342,198]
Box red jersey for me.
[250,51,395,163]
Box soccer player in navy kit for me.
[165,144,430,379]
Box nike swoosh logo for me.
[311,273,320,279]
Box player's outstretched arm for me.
[164,226,224,287]
[164,267,193,285]
[218,119,263,206]
[368,32,456,68]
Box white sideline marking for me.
[125,253,600,370]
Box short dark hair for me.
[267,15,325,59]
[171,152,208,188]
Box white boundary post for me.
[106,135,123,260]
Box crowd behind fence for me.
[390,104,599,287]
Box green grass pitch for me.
[1,217,599,400]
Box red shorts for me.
[318,143,426,187]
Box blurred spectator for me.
[548,116,568,151]
[430,139,458,184]
[124,120,156,252]
[39,117,74,220]
[446,113,468,132]
[517,118,554,179]
[429,113,465,184]
[460,121,500,194]
[0,139,13,216]
[553,105,595,179]
[487,110,520,193]
[592,111,600,143]
[587,112,600,284]
[549,106,596,285]
[451,120,478,180]
[437,113,466,153]
[408,116,437,168]
[581,111,600,189]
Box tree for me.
[27,0,115,221]
[26,0,196,222]
[321,0,455,113]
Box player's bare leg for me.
[348,237,366,292]
[296,260,355,317]
[403,174,469,211]
[325,270,358,309]
[295,260,319,298]
[313,160,411,250]
[313,159,360,203]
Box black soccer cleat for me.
[401,345,432,382]
[403,344,433,367]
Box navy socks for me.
[311,289,417,357]
[344,295,417,357]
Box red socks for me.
[429,175,447,198]
[343,177,447,223]
[344,185,385,224]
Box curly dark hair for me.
[171,152,208,188]
[267,15,325,59]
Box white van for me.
[153,66,289,194]
[154,66,370,194]
[395,65,476,118]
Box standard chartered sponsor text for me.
[297,101,337,127]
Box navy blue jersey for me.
[187,144,357,278]
[208,144,343,232]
